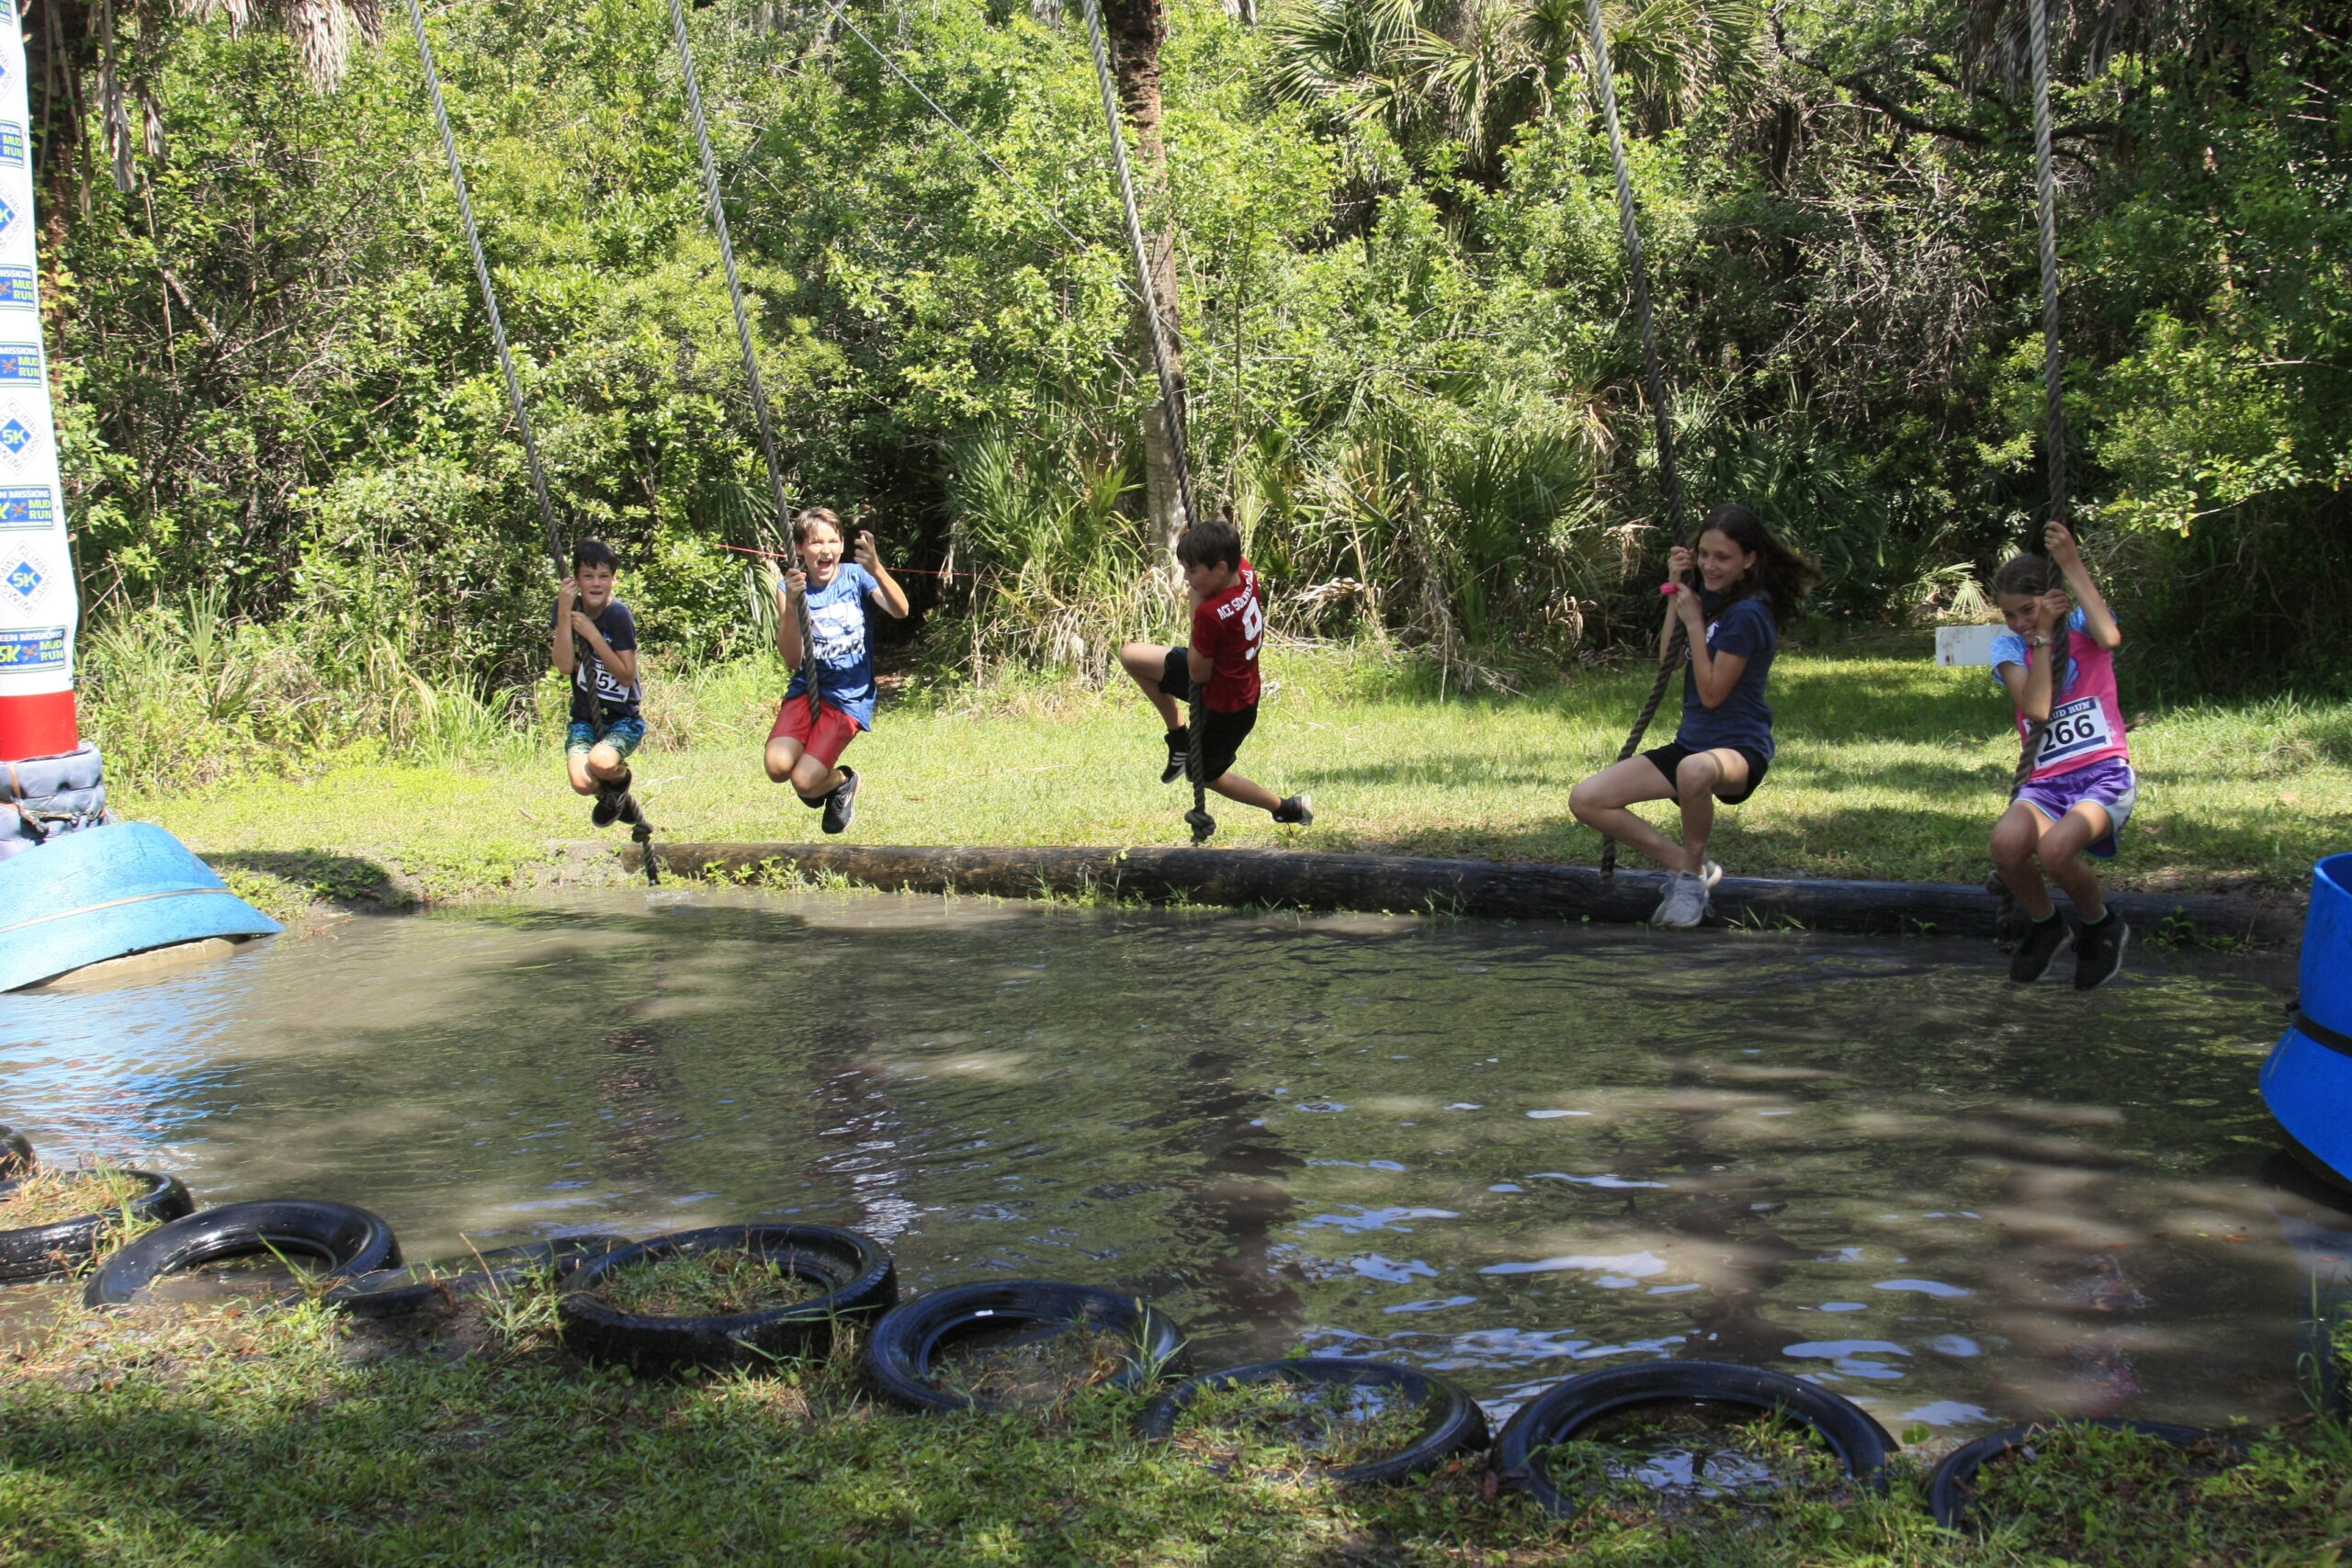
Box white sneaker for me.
[1651,871,1709,929]
[1700,859,1723,891]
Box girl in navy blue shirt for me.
[1570,503,1819,928]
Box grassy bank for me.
[3,1283,2347,1566]
[110,637,2352,920]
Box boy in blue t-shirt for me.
[763,506,910,834]
[550,537,648,829]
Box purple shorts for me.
[2015,757,2137,862]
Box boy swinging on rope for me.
[762,507,910,835]
[1117,514,1313,829]
[552,538,648,829]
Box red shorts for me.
[768,696,863,769]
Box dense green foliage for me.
[45,0,2351,728]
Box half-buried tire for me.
[320,1234,633,1320]
[0,1126,32,1178]
[0,1169,193,1284]
[1138,1357,1489,1483]
[83,1199,399,1306]
[1927,1419,2247,1531]
[1491,1360,1895,1519]
[560,1224,896,1373]
[865,1280,1185,1413]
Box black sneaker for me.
[2007,911,2074,984]
[820,766,859,836]
[591,787,623,828]
[1272,795,1315,826]
[1160,727,1190,784]
[2073,913,2130,990]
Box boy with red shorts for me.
[1117,515,1313,833]
[763,507,909,834]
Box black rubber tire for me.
[560,1224,896,1374]
[320,1234,632,1320]
[1927,1419,2247,1531]
[0,1126,32,1179]
[1137,1357,1489,1483]
[83,1198,400,1306]
[864,1279,1186,1413]
[0,1169,193,1284]
[1490,1360,1896,1519]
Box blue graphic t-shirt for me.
[785,562,883,728]
[1675,589,1778,759]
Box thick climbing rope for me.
[1078,0,1212,843]
[2009,0,2073,802]
[1582,0,1690,880]
[664,0,821,731]
[403,0,658,883]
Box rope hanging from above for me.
[1077,0,1213,843]
[403,0,658,882]
[1582,0,1690,880]
[664,0,821,725]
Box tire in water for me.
[0,1169,194,1284]
[1927,1418,2246,1530]
[864,1279,1184,1413]
[84,1198,400,1306]
[320,1234,633,1320]
[560,1224,896,1373]
[1137,1356,1489,1483]
[1490,1360,1895,1519]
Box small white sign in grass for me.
[1934,625,2006,668]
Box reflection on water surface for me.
[0,888,2328,1433]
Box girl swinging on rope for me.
[762,507,910,835]
[1569,504,1819,928]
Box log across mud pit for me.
[618,842,2292,945]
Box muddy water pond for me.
[0,888,2333,1435]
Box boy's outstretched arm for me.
[854,531,911,619]
[552,579,579,678]
[2046,522,2121,650]
[771,568,806,667]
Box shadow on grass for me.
[206,850,416,912]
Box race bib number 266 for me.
[2036,694,2114,765]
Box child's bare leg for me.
[763,736,805,786]
[1119,642,1185,730]
[1208,771,1282,812]
[1674,750,1748,874]
[1568,757,1686,871]
[2036,805,2112,923]
[1991,800,2055,919]
[791,753,845,802]
[585,741,628,786]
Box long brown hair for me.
[1696,503,1820,632]
[1991,551,2073,796]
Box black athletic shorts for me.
[1642,740,1770,806]
[1158,649,1256,780]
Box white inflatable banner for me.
[0,1,77,756]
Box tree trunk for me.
[1101,0,1189,591]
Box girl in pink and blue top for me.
[1988,521,2132,990]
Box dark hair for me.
[1693,503,1818,631]
[1174,516,1242,571]
[572,537,618,572]
[793,506,843,545]
[1989,550,2072,795]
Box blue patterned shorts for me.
[566,716,647,760]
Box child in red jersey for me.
[1117,515,1313,828]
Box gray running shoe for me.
[2007,912,2074,983]
[1651,870,1708,929]
[2073,914,2130,990]
[820,766,859,836]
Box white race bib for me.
[2035,694,2114,765]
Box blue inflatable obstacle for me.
[2262,852,2352,1189]
[0,820,280,991]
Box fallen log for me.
[615,842,2297,945]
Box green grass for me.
[588,1250,826,1318]
[117,637,2352,919]
[3,1290,2350,1565]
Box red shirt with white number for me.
[1190,561,1264,713]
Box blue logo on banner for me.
[0,627,67,672]
[0,347,40,383]
[0,268,31,309]
[0,196,16,241]
[0,0,16,28]
[0,417,35,461]
[0,487,51,526]
[4,558,39,601]
[0,126,23,168]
